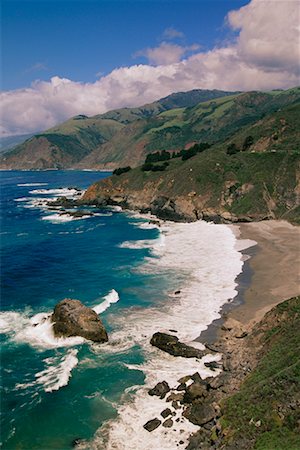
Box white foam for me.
[29,188,82,197]
[16,349,79,393]
[0,310,85,349]
[118,240,154,250]
[109,205,122,212]
[93,289,120,314]
[41,213,90,223]
[88,220,246,449]
[129,221,160,230]
[17,183,49,187]
[119,234,165,253]
[14,197,31,202]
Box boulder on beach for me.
[51,299,108,343]
[143,418,161,432]
[148,381,170,399]
[150,332,206,358]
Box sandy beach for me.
[227,220,300,328]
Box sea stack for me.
[51,299,108,343]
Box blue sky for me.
[3,0,249,90]
[1,0,299,136]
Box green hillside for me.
[83,100,300,223]
[0,89,237,170]
[220,296,300,450]
[77,87,300,169]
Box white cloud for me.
[227,0,300,75]
[1,0,300,136]
[162,27,185,40]
[134,42,200,65]
[25,62,48,73]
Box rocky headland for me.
[144,295,300,450]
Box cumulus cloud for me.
[227,0,300,75]
[134,42,200,65]
[1,0,300,136]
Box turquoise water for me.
[0,171,175,449]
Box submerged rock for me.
[150,332,206,358]
[51,299,108,343]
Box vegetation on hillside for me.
[220,296,300,450]
[1,87,299,170]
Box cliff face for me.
[83,150,300,224]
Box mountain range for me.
[4,87,299,170]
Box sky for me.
[1,0,300,136]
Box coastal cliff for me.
[82,149,300,224]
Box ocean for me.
[0,170,245,450]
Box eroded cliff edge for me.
[82,151,300,224]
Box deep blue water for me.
[0,171,173,449]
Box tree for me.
[227,143,239,155]
[242,135,254,151]
[113,166,132,176]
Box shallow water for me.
[0,170,245,449]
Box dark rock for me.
[61,210,94,218]
[169,329,178,333]
[72,438,84,447]
[204,343,222,353]
[143,418,161,432]
[47,197,79,208]
[178,375,192,384]
[179,440,184,445]
[174,290,181,295]
[186,430,211,450]
[162,418,173,428]
[172,400,181,410]
[51,299,108,343]
[150,332,206,358]
[166,392,184,402]
[183,382,208,403]
[161,408,172,419]
[184,403,216,426]
[223,355,232,372]
[235,331,248,338]
[148,381,170,399]
[191,372,203,383]
[207,374,227,390]
[176,383,186,391]
[204,361,222,371]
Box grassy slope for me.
[221,296,300,450]
[0,89,236,169]
[85,100,300,222]
[78,88,300,169]
[4,88,299,170]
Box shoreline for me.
[199,219,300,345]
[227,220,300,327]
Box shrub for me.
[141,162,169,172]
[113,166,132,176]
[242,135,254,151]
[227,143,239,155]
[145,150,171,163]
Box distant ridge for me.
[0,89,238,170]
[0,87,299,170]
